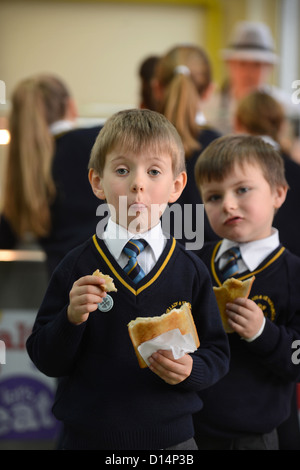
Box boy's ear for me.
[89,169,106,200]
[168,171,187,203]
[273,184,288,210]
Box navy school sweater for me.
[26,235,229,450]
[194,241,300,439]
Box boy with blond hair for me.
[26,109,229,450]
[193,134,300,449]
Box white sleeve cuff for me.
[244,317,266,342]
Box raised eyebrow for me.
[110,156,128,165]
[149,156,168,166]
[233,182,253,191]
[235,177,255,186]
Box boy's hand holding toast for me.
[226,297,264,339]
[148,350,193,385]
[68,272,195,384]
[213,276,264,339]
[67,270,117,325]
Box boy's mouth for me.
[128,202,147,213]
[224,215,242,225]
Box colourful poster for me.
[0,309,60,441]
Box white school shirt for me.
[49,119,75,135]
[216,228,280,273]
[101,218,167,276]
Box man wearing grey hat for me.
[203,21,299,136]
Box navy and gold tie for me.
[123,239,148,283]
[220,247,241,281]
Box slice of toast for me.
[213,277,255,333]
[128,302,200,368]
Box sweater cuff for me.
[177,355,205,391]
[53,306,87,348]
[244,317,266,342]
[244,318,280,355]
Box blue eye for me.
[149,169,160,176]
[116,168,128,175]
[207,194,221,202]
[238,187,249,194]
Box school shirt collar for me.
[216,228,280,272]
[259,135,280,150]
[102,217,166,263]
[49,120,75,135]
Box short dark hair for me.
[195,134,288,191]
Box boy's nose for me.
[131,175,144,192]
[131,183,143,192]
[222,194,237,212]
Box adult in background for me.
[203,21,300,144]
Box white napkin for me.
[137,328,197,367]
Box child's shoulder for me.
[282,247,300,273]
[174,239,213,273]
[53,237,94,277]
[55,125,103,157]
[196,240,220,261]
[58,125,102,144]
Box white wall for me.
[278,0,300,94]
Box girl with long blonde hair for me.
[0,74,102,274]
[152,45,221,245]
[3,74,74,237]
[153,44,216,157]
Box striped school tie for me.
[123,239,148,283]
[220,247,241,281]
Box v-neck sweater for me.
[26,235,229,450]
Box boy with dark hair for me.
[193,134,300,450]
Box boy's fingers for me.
[75,275,106,287]
[155,350,174,360]
[150,350,175,368]
[150,350,187,373]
